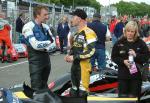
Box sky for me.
[96,0,150,6]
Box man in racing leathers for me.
[0,18,12,62]
[64,9,97,97]
[22,6,53,92]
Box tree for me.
[114,1,150,16]
[35,0,101,11]
[89,0,101,12]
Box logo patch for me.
[120,50,126,54]
[78,35,84,39]
[118,44,124,46]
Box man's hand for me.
[64,55,74,63]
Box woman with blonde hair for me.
[111,21,149,100]
[57,16,70,54]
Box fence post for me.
[29,0,32,21]
[51,3,55,27]
[60,5,64,17]
[14,0,19,43]
[69,6,72,13]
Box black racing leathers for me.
[22,21,53,92]
[27,47,51,91]
[111,37,149,98]
[69,26,97,96]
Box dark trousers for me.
[29,63,51,91]
[59,36,67,53]
[118,79,142,99]
[71,62,81,90]
[70,60,91,97]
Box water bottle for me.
[128,52,134,64]
[128,49,137,74]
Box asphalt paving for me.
[0,41,112,88]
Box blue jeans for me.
[111,34,117,46]
[91,48,106,70]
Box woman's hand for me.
[128,49,136,57]
[124,59,131,69]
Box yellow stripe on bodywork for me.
[87,96,138,101]
[14,92,28,99]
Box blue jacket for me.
[87,20,107,49]
[22,21,54,66]
[22,21,53,51]
[57,22,70,37]
[114,21,124,38]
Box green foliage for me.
[35,0,101,11]
[89,0,101,12]
[34,0,150,16]
[114,1,150,16]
